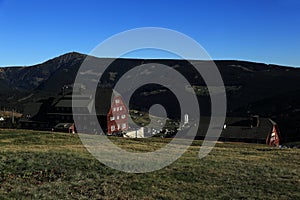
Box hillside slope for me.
[1,52,300,139]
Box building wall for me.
[266,125,280,146]
[124,127,144,138]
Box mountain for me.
[0,52,86,107]
[1,52,300,140]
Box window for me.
[110,116,115,121]
[113,107,116,112]
[117,107,119,111]
[111,125,115,131]
[122,123,126,129]
[117,124,121,129]
[121,114,126,119]
[117,115,119,120]
[271,132,275,137]
[115,99,120,104]
[120,106,123,111]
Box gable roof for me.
[22,102,43,117]
[222,117,273,140]
[192,116,275,141]
[55,99,92,108]
[52,94,95,114]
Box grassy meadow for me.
[0,129,299,199]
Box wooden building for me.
[107,95,128,135]
[266,119,280,146]
[193,116,281,146]
[19,100,51,130]
[19,93,97,132]
[221,116,281,146]
[19,88,116,134]
[47,94,94,125]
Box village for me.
[0,84,281,147]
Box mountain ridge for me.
[1,51,300,105]
[1,52,300,140]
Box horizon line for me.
[1,51,299,68]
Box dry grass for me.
[0,111,22,118]
[0,129,299,199]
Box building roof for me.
[54,123,74,129]
[22,102,43,117]
[191,116,275,141]
[55,99,91,108]
[95,88,116,115]
[223,117,273,140]
[63,95,92,100]
[52,95,95,114]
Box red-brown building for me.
[266,119,281,146]
[107,95,128,135]
[194,116,281,146]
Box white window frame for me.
[111,125,115,131]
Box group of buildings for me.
[18,86,281,146]
[19,88,135,136]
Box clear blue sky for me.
[0,0,300,67]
